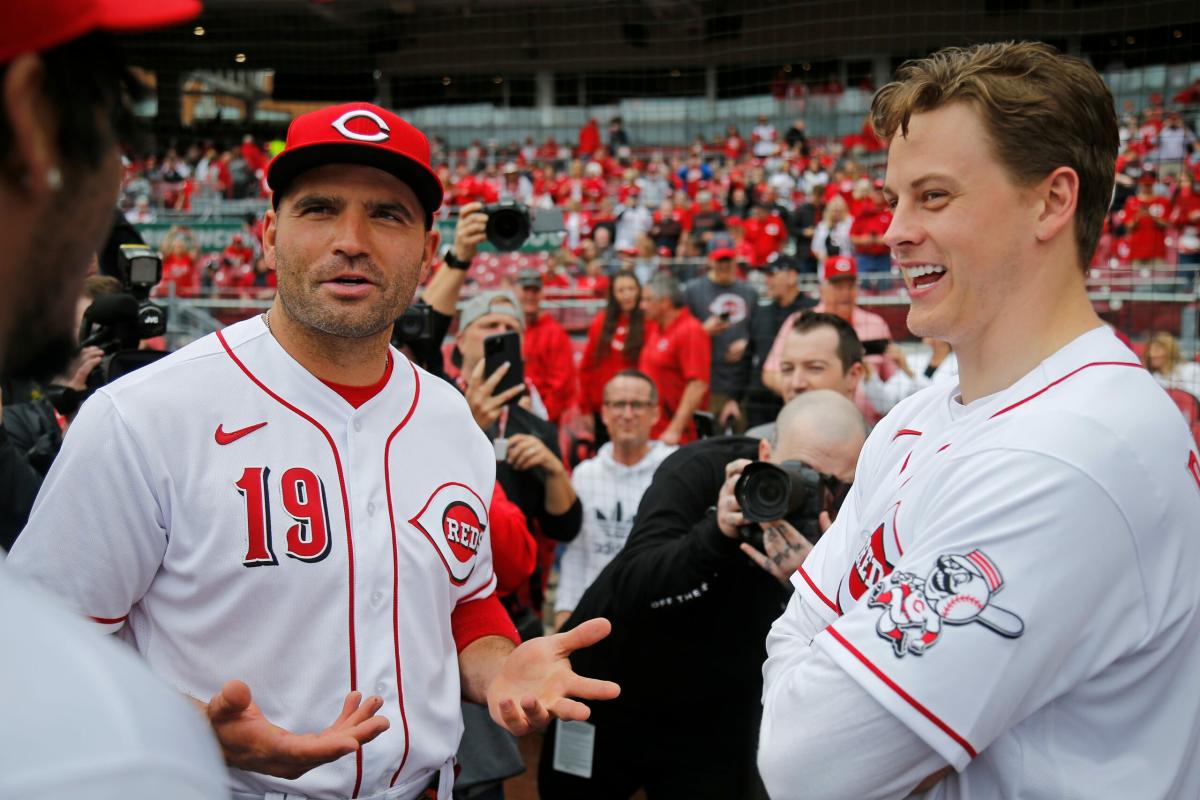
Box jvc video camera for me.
[734,460,844,548]
[78,243,169,387]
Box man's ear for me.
[845,361,865,395]
[1034,166,1079,245]
[3,54,59,199]
[263,207,278,269]
[421,228,440,284]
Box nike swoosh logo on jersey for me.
[215,422,268,445]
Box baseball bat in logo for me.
[330,109,391,143]
[410,482,489,584]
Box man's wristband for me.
[443,251,472,270]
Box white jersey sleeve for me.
[9,389,168,630]
[814,445,1143,770]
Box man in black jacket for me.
[539,390,866,800]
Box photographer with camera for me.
[539,390,866,800]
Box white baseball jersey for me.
[761,327,1200,797]
[9,316,499,800]
[554,440,675,614]
[0,561,228,799]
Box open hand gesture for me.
[487,618,621,736]
[201,680,389,780]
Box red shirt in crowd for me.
[638,308,711,444]
[156,252,199,298]
[522,312,577,424]
[577,310,639,416]
[850,205,893,256]
[743,212,788,266]
[1119,193,1171,261]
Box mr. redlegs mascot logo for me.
[410,483,488,585]
[868,549,1025,657]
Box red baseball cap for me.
[266,102,443,228]
[710,247,737,261]
[823,255,858,281]
[0,0,201,63]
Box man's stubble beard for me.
[273,245,422,341]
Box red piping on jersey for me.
[826,625,978,759]
[936,444,951,453]
[217,329,366,797]
[798,566,840,616]
[383,359,422,787]
[89,613,129,625]
[989,361,1141,419]
[459,580,495,604]
[893,428,922,440]
[898,451,912,475]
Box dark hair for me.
[790,311,864,373]
[596,269,644,366]
[604,368,658,404]
[0,32,145,174]
[870,41,1118,271]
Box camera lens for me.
[486,206,532,251]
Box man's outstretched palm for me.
[487,617,620,736]
[204,680,390,780]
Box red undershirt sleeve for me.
[452,592,520,652]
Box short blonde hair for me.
[871,41,1118,271]
[1143,332,1181,376]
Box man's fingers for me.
[818,510,832,533]
[553,616,612,653]
[332,691,363,725]
[280,732,360,765]
[343,714,390,746]
[520,696,552,731]
[564,675,621,702]
[339,694,384,729]
[495,698,530,736]
[740,542,770,571]
[209,679,253,720]
[549,697,592,722]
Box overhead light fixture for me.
[235,53,247,64]
[193,26,205,36]
[442,76,452,86]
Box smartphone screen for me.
[483,331,525,400]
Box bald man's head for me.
[762,390,866,484]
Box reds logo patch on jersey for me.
[867,549,1024,657]
[410,482,489,584]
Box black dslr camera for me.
[734,460,846,548]
[479,202,565,251]
[78,243,169,387]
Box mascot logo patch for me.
[410,483,488,584]
[868,549,1024,657]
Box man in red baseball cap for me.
[12,94,620,800]
[0,2,231,798]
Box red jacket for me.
[578,310,640,415]
[523,312,577,423]
[489,482,538,595]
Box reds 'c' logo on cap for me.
[410,482,488,584]
[330,109,391,143]
[833,257,852,273]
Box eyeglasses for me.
[603,400,655,412]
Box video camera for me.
[734,460,849,548]
[466,202,565,252]
[78,243,169,387]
